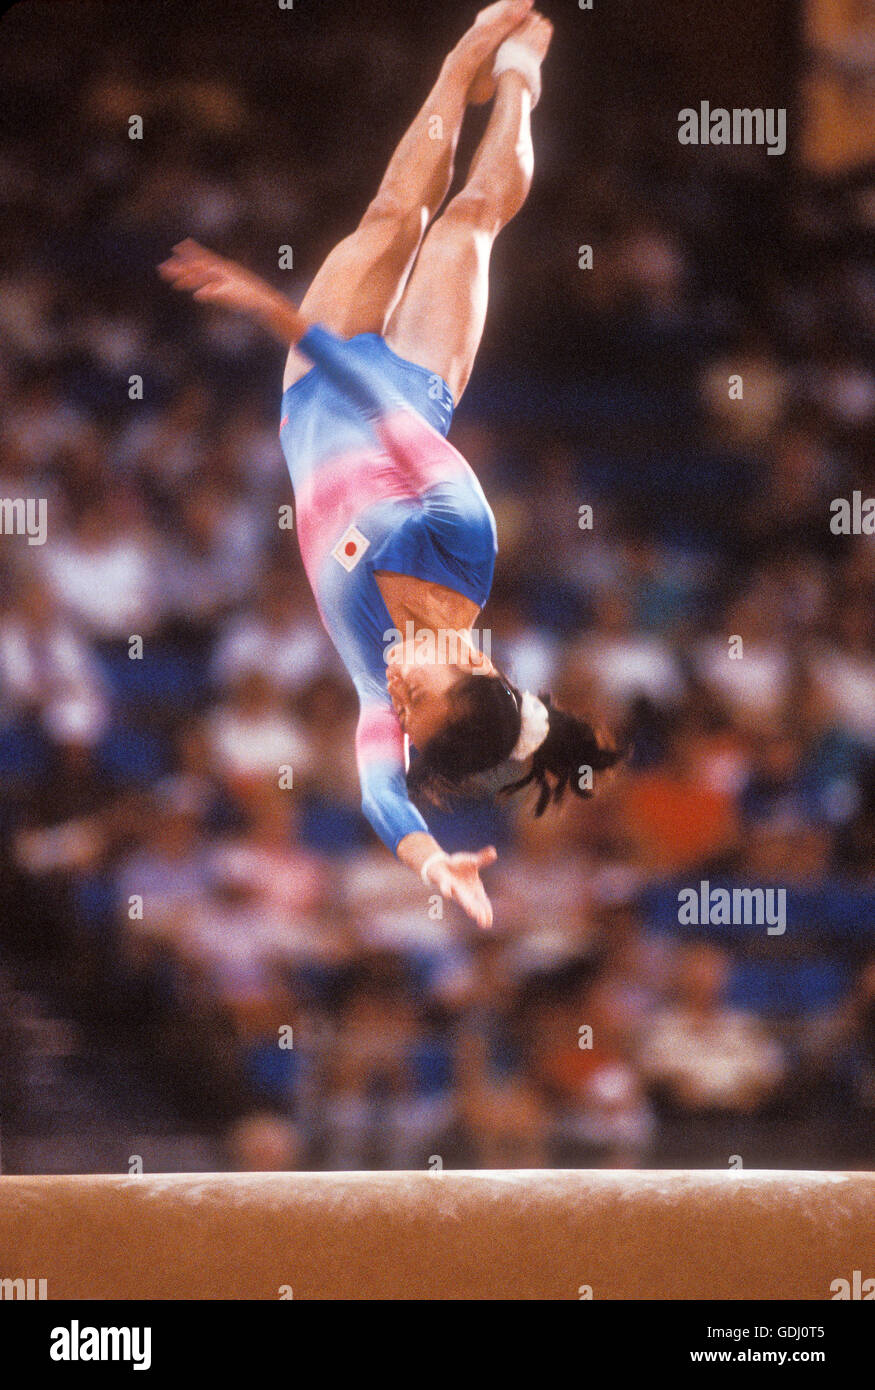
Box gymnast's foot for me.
[448,0,534,105]
[491,10,554,108]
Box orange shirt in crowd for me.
[623,773,738,874]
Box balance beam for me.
[1,1170,872,1300]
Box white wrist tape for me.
[510,691,550,762]
[492,38,542,106]
[420,850,448,886]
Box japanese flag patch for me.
[332,524,370,572]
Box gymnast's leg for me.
[283,0,535,390]
[385,11,552,405]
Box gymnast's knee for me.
[360,191,428,246]
[440,181,526,238]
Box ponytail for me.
[502,695,622,816]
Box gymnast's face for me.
[385,644,495,748]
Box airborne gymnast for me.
[160,2,619,929]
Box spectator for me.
[638,944,786,1115]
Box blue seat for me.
[72,874,116,931]
[301,795,371,856]
[423,797,510,856]
[728,959,851,1016]
[243,1040,302,1101]
[410,1039,454,1098]
[0,723,49,779]
[97,645,207,708]
[97,725,170,785]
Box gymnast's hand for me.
[158,239,308,345]
[426,846,498,930]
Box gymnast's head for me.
[386,642,621,815]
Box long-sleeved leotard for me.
[279,324,497,852]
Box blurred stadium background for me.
[0,0,873,1175]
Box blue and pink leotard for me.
[279,325,497,852]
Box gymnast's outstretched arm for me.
[160,240,400,416]
[357,701,496,929]
[159,239,310,345]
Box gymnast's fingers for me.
[171,237,218,262]
[451,874,493,930]
[166,265,223,292]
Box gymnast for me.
[160,1,619,929]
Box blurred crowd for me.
[0,3,873,1171]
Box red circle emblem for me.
[344,541,357,556]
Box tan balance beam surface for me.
[1,1169,872,1300]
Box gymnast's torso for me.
[278,324,498,850]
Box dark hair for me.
[407,674,622,815]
